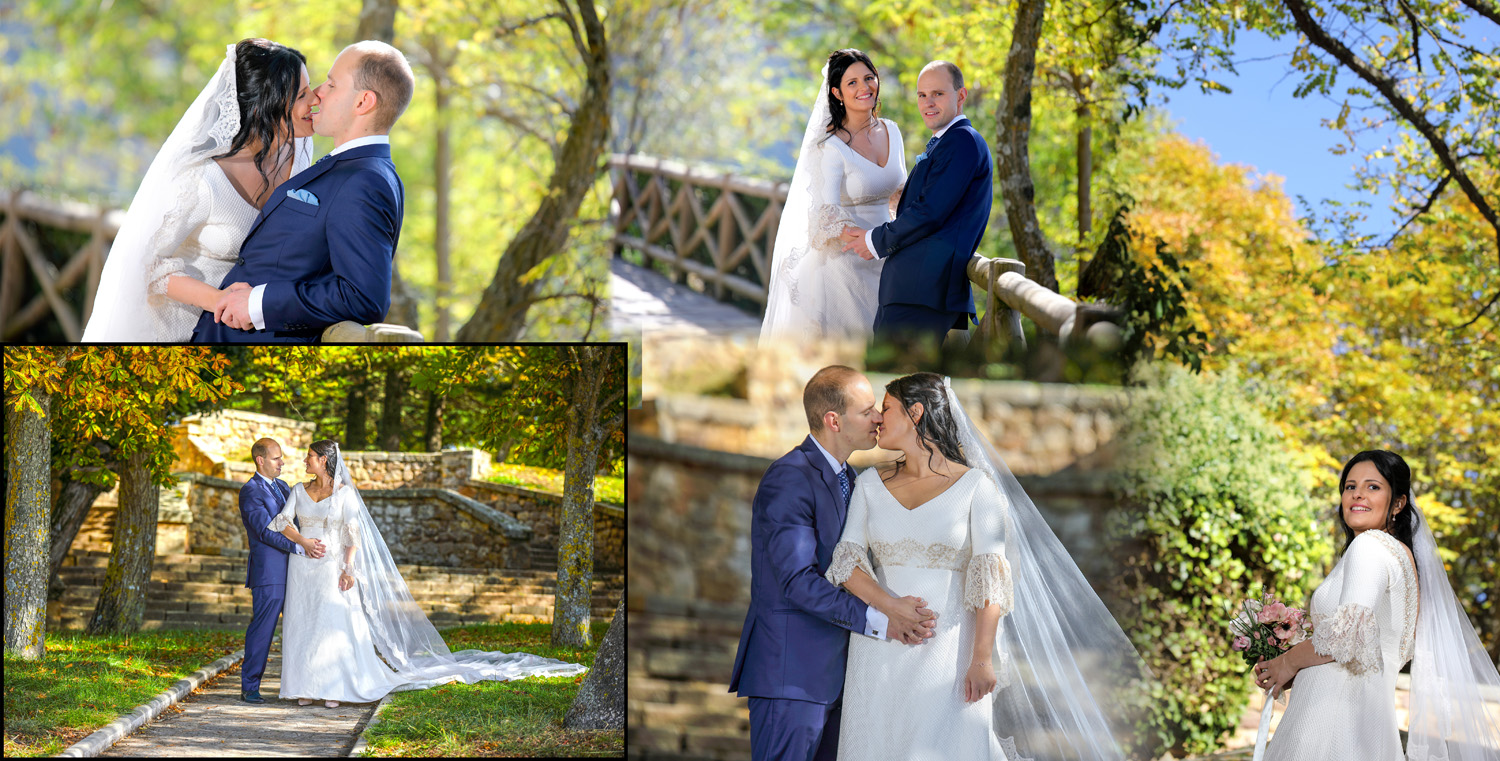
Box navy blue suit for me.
[191,143,404,343]
[729,436,869,761]
[870,117,993,336]
[239,474,298,695]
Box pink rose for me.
[1275,623,1296,641]
[1232,635,1250,651]
[1258,602,1288,624]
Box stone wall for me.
[462,480,625,573]
[632,376,1126,477]
[172,409,318,481]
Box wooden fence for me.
[608,154,1120,350]
[1,189,421,342]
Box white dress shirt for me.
[255,471,304,556]
[865,113,965,258]
[809,435,890,640]
[248,135,393,330]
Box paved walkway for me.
[609,257,761,338]
[100,638,380,757]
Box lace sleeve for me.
[807,141,858,252]
[965,472,1015,612]
[338,487,361,546]
[965,552,1015,613]
[1311,602,1382,674]
[144,165,213,305]
[827,541,876,585]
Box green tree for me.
[3,348,66,661]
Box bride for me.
[827,373,1147,759]
[269,439,586,706]
[82,38,316,342]
[1255,450,1500,760]
[760,48,905,342]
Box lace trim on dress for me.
[341,515,361,545]
[144,164,207,304]
[269,513,293,532]
[1365,529,1420,665]
[810,202,858,254]
[826,541,876,585]
[1311,602,1383,675]
[964,552,1015,615]
[869,537,967,571]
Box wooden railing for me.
[1,189,422,342]
[608,154,1120,350]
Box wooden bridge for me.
[607,153,1122,348]
[1,190,422,342]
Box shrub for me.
[1106,362,1330,758]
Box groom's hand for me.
[213,288,254,331]
[884,595,938,645]
[841,226,876,260]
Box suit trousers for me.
[241,583,285,693]
[748,697,841,761]
[873,302,970,339]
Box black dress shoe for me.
[240,691,266,704]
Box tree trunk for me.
[1076,99,1092,243]
[87,449,157,635]
[563,599,624,729]
[5,389,52,660]
[434,60,452,341]
[553,347,606,647]
[48,460,111,596]
[353,0,420,332]
[997,0,1058,292]
[378,367,408,452]
[423,389,445,452]
[457,0,611,341]
[346,381,370,450]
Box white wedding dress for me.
[759,68,907,342]
[1265,529,1419,760]
[827,467,1023,759]
[270,481,586,702]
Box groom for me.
[730,365,937,761]
[238,437,324,703]
[841,60,992,341]
[192,40,416,343]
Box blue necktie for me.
[914,134,940,168]
[837,468,851,507]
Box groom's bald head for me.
[252,438,284,478]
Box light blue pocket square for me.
[286,188,319,206]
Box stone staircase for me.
[629,597,751,760]
[52,550,622,632]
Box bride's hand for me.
[338,572,354,592]
[1255,655,1296,697]
[963,660,997,703]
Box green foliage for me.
[1105,362,1330,758]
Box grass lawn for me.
[2,628,243,758]
[487,463,625,507]
[356,621,620,757]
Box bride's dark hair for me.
[218,38,307,203]
[824,48,880,140]
[882,373,967,482]
[310,439,340,477]
[1336,449,1418,559]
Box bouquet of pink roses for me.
[1228,589,1311,668]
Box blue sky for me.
[1154,19,1495,239]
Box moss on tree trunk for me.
[87,449,157,635]
[5,389,52,660]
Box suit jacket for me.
[871,117,993,315]
[729,436,869,704]
[239,475,299,588]
[191,143,404,343]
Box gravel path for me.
[100,637,381,757]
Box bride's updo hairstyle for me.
[219,38,308,201]
[1336,449,1418,557]
[824,48,880,140]
[882,372,968,481]
[310,439,341,478]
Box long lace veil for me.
[945,378,1152,760]
[82,43,313,341]
[759,63,833,342]
[1405,500,1500,760]
[330,444,588,689]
